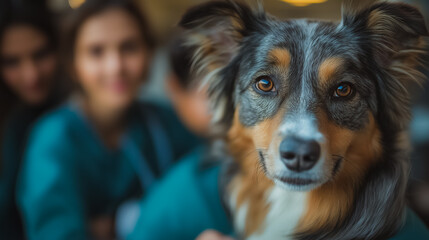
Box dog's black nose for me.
[280,136,320,172]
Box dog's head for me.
[180,0,427,191]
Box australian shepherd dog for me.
[179,0,428,239]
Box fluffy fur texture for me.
[180,1,428,239]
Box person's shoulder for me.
[33,104,73,129]
[164,147,205,178]
[18,104,81,188]
[389,208,429,240]
[28,103,78,145]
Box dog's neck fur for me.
[223,115,409,240]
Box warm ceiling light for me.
[280,0,328,7]
[68,0,85,9]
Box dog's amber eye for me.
[334,83,353,98]
[255,76,275,92]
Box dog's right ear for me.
[179,1,266,133]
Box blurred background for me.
[1,0,428,239]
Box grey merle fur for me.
[180,0,428,239]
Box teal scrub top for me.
[128,147,429,240]
[16,101,199,240]
[128,147,233,240]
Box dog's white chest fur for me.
[232,186,308,240]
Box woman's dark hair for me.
[0,0,57,113]
[62,0,156,80]
[0,0,57,169]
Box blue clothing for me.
[17,101,198,240]
[128,148,429,240]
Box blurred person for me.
[0,1,62,239]
[16,1,198,239]
[127,34,234,240]
[165,36,212,138]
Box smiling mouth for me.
[278,177,316,186]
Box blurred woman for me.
[0,1,61,239]
[16,0,198,239]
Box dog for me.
[179,0,428,239]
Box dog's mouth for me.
[273,175,322,191]
[272,156,344,190]
[277,177,316,186]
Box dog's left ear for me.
[342,0,428,129]
[179,1,266,133]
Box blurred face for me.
[167,75,212,137]
[1,25,56,105]
[74,8,148,111]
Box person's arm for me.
[127,157,200,240]
[127,150,233,240]
[16,119,90,240]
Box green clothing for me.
[128,148,429,240]
[17,101,198,240]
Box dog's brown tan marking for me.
[267,48,291,70]
[367,9,391,31]
[227,107,286,237]
[296,110,382,233]
[227,112,272,238]
[318,57,344,85]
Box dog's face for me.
[180,0,427,191]
[233,26,381,190]
[228,20,385,191]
